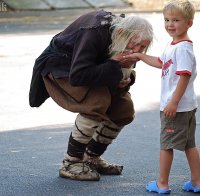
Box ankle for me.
[83,153,99,163]
[158,179,169,189]
[64,154,82,162]
[191,179,200,187]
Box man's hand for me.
[118,77,131,88]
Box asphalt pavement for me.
[0,8,200,196]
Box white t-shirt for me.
[159,40,198,112]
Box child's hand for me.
[163,102,178,117]
[111,50,132,61]
[122,53,140,65]
[111,50,139,68]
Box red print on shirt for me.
[165,129,175,133]
[162,59,173,77]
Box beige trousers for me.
[43,73,135,126]
[43,73,135,158]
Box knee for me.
[110,96,135,126]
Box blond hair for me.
[109,15,153,56]
[163,0,195,20]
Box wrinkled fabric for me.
[29,10,124,107]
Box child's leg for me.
[185,147,200,186]
[158,149,173,189]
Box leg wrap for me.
[71,114,100,144]
[85,139,109,157]
[85,121,122,157]
[93,121,122,144]
[66,133,87,159]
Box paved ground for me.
[0,8,200,196]
[1,112,199,196]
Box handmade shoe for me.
[84,155,123,175]
[182,181,200,193]
[95,157,123,175]
[146,181,171,194]
[59,159,100,181]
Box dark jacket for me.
[29,10,128,107]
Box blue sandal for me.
[182,181,200,193]
[146,181,171,194]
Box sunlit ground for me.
[0,12,199,131]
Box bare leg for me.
[185,147,200,187]
[157,149,173,189]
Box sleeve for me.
[159,54,164,64]
[69,28,123,88]
[158,57,163,64]
[159,42,171,65]
[175,46,195,76]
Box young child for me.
[124,0,200,194]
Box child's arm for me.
[123,53,162,69]
[163,73,190,117]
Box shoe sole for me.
[96,165,123,175]
[59,170,100,181]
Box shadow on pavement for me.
[0,97,199,196]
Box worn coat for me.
[29,10,133,107]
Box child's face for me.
[163,10,192,42]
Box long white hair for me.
[109,15,153,55]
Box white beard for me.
[121,68,133,79]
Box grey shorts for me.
[160,109,197,151]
